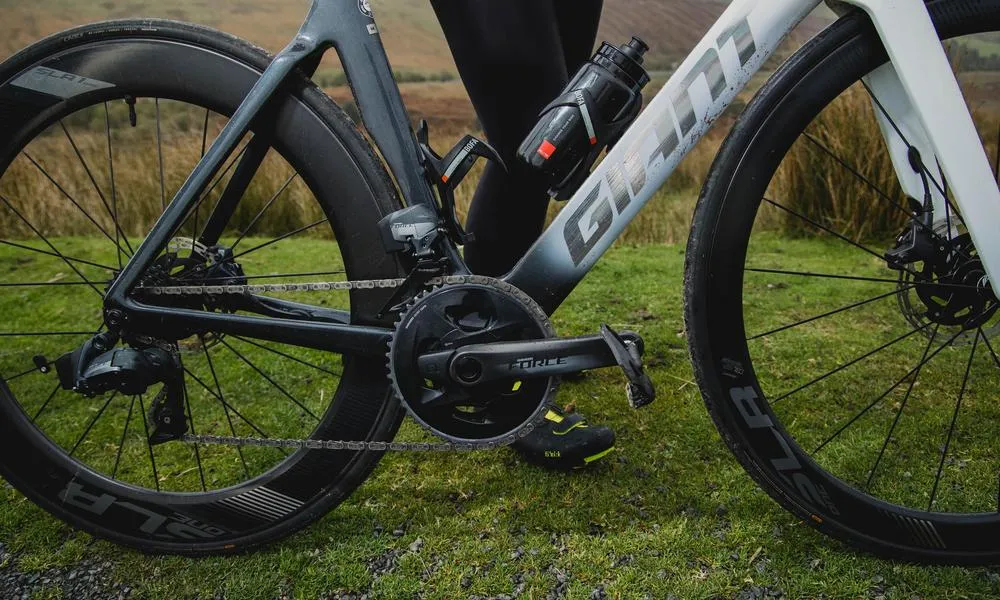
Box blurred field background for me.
[0,0,846,246]
[6,0,1000,246]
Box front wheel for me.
[0,20,405,555]
[686,0,1000,563]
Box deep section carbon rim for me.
[689,1,1000,561]
[0,21,403,554]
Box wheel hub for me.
[387,277,556,444]
[133,239,246,349]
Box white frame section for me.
[507,0,1000,311]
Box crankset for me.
[388,276,655,446]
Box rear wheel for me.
[0,20,405,555]
[686,0,1000,563]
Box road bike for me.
[1,0,1000,562]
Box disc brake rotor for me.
[898,230,1000,344]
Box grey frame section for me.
[503,0,820,313]
[100,0,822,347]
[105,0,445,309]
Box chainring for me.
[387,276,557,445]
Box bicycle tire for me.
[686,0,1000,564]
[0,19,406,555]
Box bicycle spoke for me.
[182,367,278,442]
[218,338,319,421]
[20,152,131,259]
[58,122,135,255]
[0,331,97,337]
[201,338,250,479]
[748,285,914,341]
[772,323,931,404]
[232,218,328,260]
[862,81,951,203]
[865,325,941,491]
[0,239,115,272]
[182,139,252,241]
[136,394,161,492]
[981,329,1000,370]
[0,281,98,288]
[156,99,167,211]
[802,132,911,217]
[6,359,55,382]
[763,197,906,264]
[31,382,62,423]
[812,326,965,455]
[105,102,123,271]
[69,392,119,457]
[231,335,342,378]
[111,395,135,479]
[200,108,210,158]
[928,329,980,511]
[231,173,299,251]
[0,194,105,297]
[191,109,211,248]
[178,366,208,492]
[746,267,978,291]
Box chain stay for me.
[146,275,537,452]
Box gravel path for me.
[0,542,133,600]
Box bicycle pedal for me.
[599,324,656,409]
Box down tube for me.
[505,0,820,315]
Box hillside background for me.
[0,0,832,127]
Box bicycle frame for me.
[104,0,1000,352]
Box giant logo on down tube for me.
[564,13,757,265]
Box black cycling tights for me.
[430,0,604,276]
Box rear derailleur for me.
[53,332,188,445]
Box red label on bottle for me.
[537,140,557,160]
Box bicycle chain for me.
[141,275,539,452]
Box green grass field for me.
[1,237,1000,599]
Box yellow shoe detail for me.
[583,447,615,464]
[544,410,564,423]
[553,421,587,435]
[512,380,523,392]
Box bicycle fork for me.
[839,0,1000,285]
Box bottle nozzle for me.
[621,37,649,64]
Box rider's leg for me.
[430,0,603,277]
[431,0,615,469]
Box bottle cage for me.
[540,88,643,200]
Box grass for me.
[2,237,1000,598]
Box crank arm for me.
[418,332,639,386]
